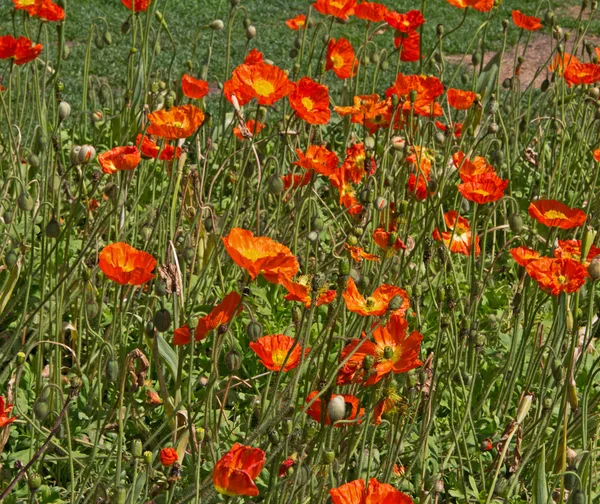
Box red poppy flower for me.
[278,457,296,478]
[289,77,330,125]
[554,239,600,267]
[445,0,493,12]
[510,246,540,267]
[406,146,433,200]
[384,10,425,33]
[305,391,363,426]
[512,10,542,31]
[0,395,17,428]
[526,258,588,296]
[250,335,309,372]
[433,210,480,256]
[373,228,406,253]
[563,62,600,87]
[233,120,265,140]
[335,94,391,133]
[326,38,358,79]
[354,2,389,22]
[457,172,509,204]
[339,142,369,184]
[594,149,600,162]
[222,228,299,284]
[173,324,191,345]
[181,74,209,99]
[194,291,242,341]
[282,172,313,190]
[330,478,414,504]
[136,134,160,159]
[98,146,141,175]
[435,121,463,138]
[346,244,380,263]
[99,243,156,285]
[160,447,178,467]
[286,14,306,30]
[447,88,477,110]
[147,104,204,140]
[343,277,409,317]
[213,444,266,497]
[386,73,444,117]
[282,276,337,308]
[294,145,338,176]
[121,0,152,11]
[454,151,495,182]
[13,0,65,21]
[528,200,586,229]
[159,144,182,161]
[0,35,42,65]
[224,59,294,107]
[394,30,421,62]
[340,314,422,386]
[312,0,357,20]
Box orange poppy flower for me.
[384,10,425,33]
[335,94,391,132]
[222,228,299,284]
[373,228,406,253]
[445,0,493,12]
[454,151,495,182]
[98,146,141,175]
[282,276,337,308]
[286,14,306,30]
[339,314,422,386]
[13,0,64,21]
[224,59,294,107]
[194,291,242,341]
[393,30,421,62]
[343,277,409,317]
[233,120,265,140]
[594,149,600,162]
[250,335,309,372]
[160,447,178,467]
[181,74,209,99]
[406,146,433,200]
[328,166,363,215]
[282,172,313,190]
[99,243,156,285]
[386,73,444,116]
[213,444,266,497]
[435,121,463,138]
[457,172,509,204]
[373,392,404,425]
[549,52,579,76]
[294,145,338,176]
[512,10,542,31]
[354,2,389,22]
[330,478,414,504]
[289,77,330,125]
[312,0,356,20]
[433,210,480,256]
[346,244,380,263]
[326,38,358,79]
[147,104,205,140]
[554,239,600,267]
[173,324,191,345]
[407,173,429,201]
[528,199,586,229]
[447,88,477,110]
[305,391,363,426]
[563,62,600,87]
[339,142,369,184]
[0,35,42,65]
[0,395,17,429]
[526,257,588,296]
[510,246,540,267]
[121,0,152,11]
[136,134,160,159]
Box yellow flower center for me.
[557,275,567,284]
[172,121,183,129]
[272,349,288,368]
[543,210,568,220]
[301,97,315,111]
[253,79,275,97]
[242,248,268,262]
[365,297,377,309]
[331,54,345,69]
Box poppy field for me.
[2,0,600,502]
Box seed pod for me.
[311,216,324,232]
[154,309,172,332]
[588,258,600,280]
[143,451,153,464]
[543,396,553,410]
[131,439,143,458]
[508,213,523,234]
[487,123,499,134]
[5,249,18,268]
[322,449,335,464]
[339,258,350,275]
[268,174,284,194]
[45,218,60,238]
[327,396,346,423]
[225,350,242,372]
[346,234,358,246]
[572,490,585,504]
[18,191,34,212]
[28,472,42,491]
[105,358,119,382]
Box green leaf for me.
[156,334,179,381]
[532,445,548,504]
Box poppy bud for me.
[16,351,26,366]
[327,396,346,423]
[154,309,172,332]
[33,399,49,421]
[105,358,119,382]
[427,179,438,194]
[289,48,298,59]
[436,23,444,36]
[571,490,585,504]
[143,451,153,464]
[268,174,284,194]
[79,144,96,164]
[155,282,168,297]
[346,234,358,246]
[211,19,224,30]
[43,218,60,238]
[28,472,42,491]
[310,216,324,232]
[225,350,242,372]
[292,306,302,324]
[94,35,104,50]
[480,438,493,451]
[567,382,578,412]
[121,18,131,34]
[132,439,143,458]
[246,321,262,342]
[516,392,534,423]
[268,429,280,445]
[545,10,555,25]
[307,231,319,243]
[433,478,444,494]
[58,101,71,121]
[322,449,335,464]
[303,425,317,441]
[434,131,445,145]
[375,196,387,211]
[246,26,257,39]
[18,191,34,212]
[508,213,523,234]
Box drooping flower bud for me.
[516,392,534,423]
[327,396,346,423]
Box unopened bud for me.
[210,19,224,30]
[322,449,335,464]
[327,395,346,423]
[58,101,71,121]
[132,439,143,458]
[516,392,534,423]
